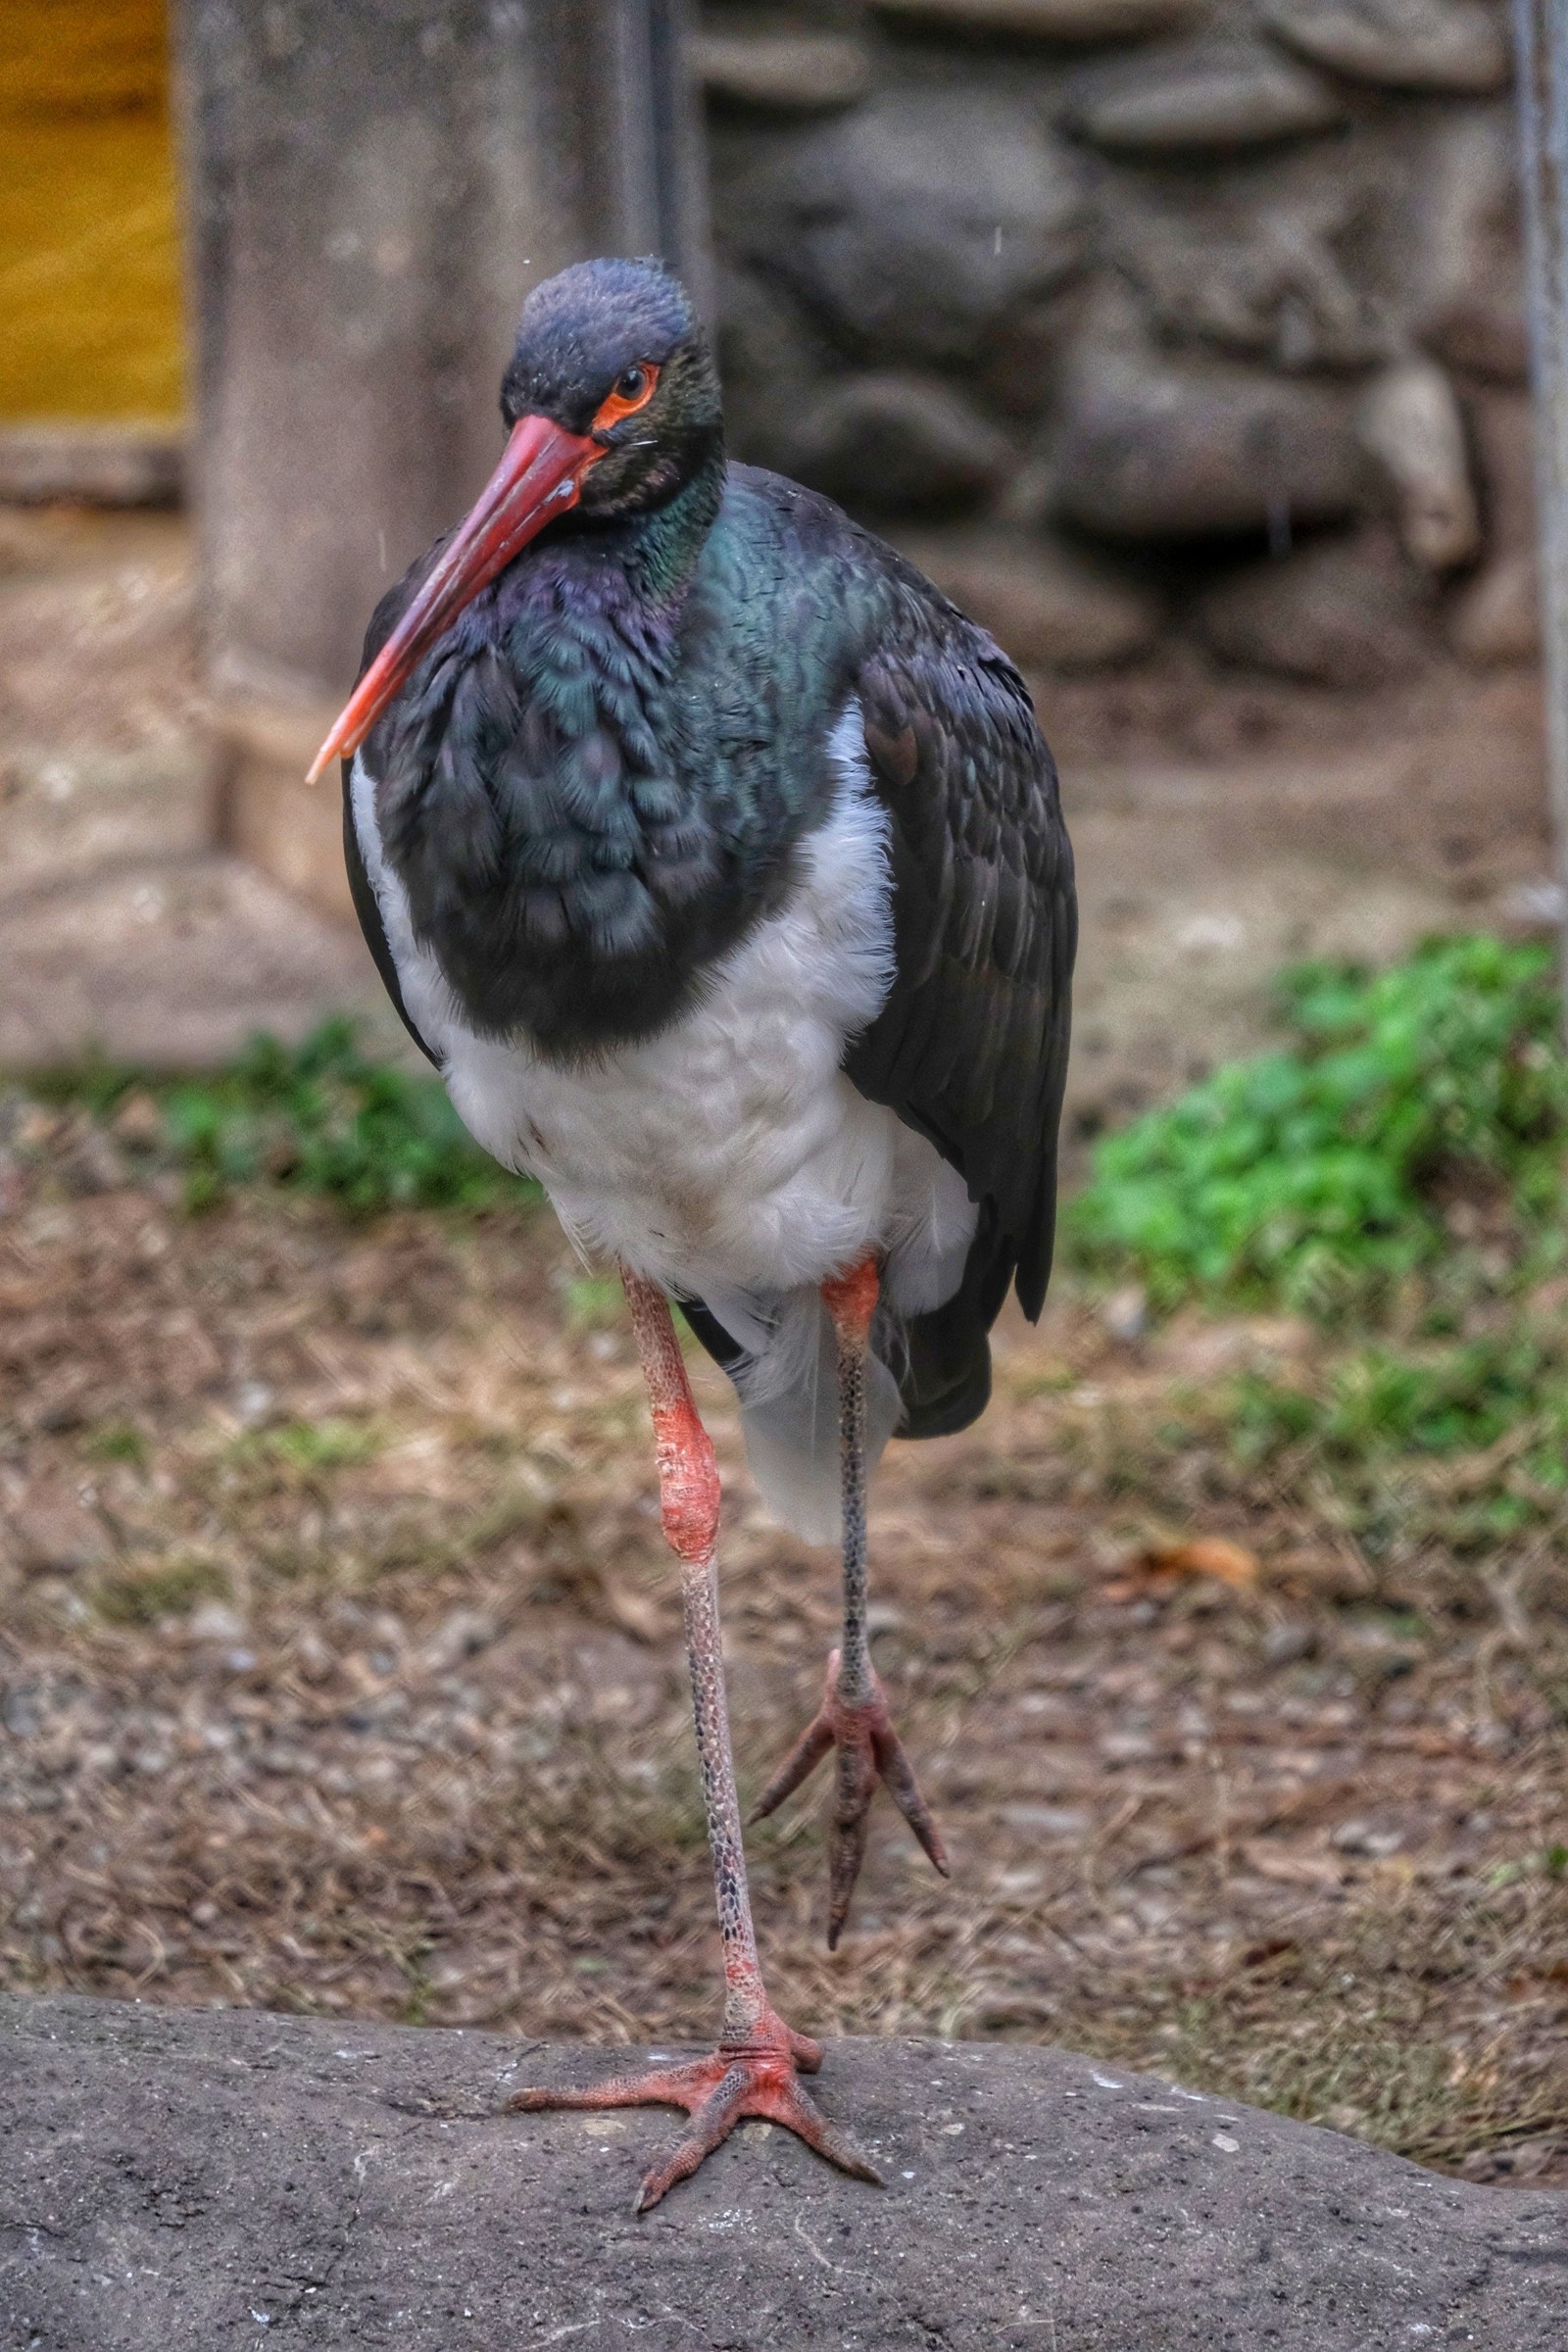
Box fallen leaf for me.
[1140,1536,1259,1589]
[1238,1840,1347,1889]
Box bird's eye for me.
[593,362,661,433]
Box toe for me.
[773,2078,884,2187]
[872,1722,951,1877]
[787,2026,824,2073]
[750,1710,834,1823]
[824,1728,878,1946]
[635,2066,753,2212]
[508,2058,711,2118]
[826,1810,873,1951]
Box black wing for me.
[847,582,1076,1437]
[339,547,449,1068]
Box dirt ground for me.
[2,1122,1564,2190]
[2,498,1565,2191]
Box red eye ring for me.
[593,362,661,434]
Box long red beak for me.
[306,413,600,784]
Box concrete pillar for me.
[172,0,709,916]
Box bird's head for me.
[501,256,719,519]
[307,257,717,783]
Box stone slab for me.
[0,855,395,1072]
[218,697,359,926]
[693,31,869,113]
[0,744,218,899]
[0,427,184,509]
[0,1994,1562,2351]
[1260,0,1510,94]
[1069,47,1345,152]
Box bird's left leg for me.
[752,1252,950,1946]
[509,1267,879,2212]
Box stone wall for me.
[697,0,1539,695]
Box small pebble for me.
[234,1382,274,1428]
[1262,1620,1315,1667]
[1102,1283,1148,1344]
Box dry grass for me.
[1,1119,1565,2186]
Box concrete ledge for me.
[0,855,387,1071]
[0,426,184,509]
[0,744,218,903]
[1,1995,1561,2349]
[217,696,357,927]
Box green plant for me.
[562,1272,624,1331]
[83,1420,150,1468]
[254,1417,385,1473]
[35,1019,539,1217]
[1228,1328,1568,1470]
[1068,935,1568,1318]
[94,1555,229,1626]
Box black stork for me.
[309,256,1076,2211]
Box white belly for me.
[350,708,976,1323]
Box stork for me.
[309,257,1076,2210]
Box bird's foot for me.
[508,2008,880,2212]
[751,1650,949,1946]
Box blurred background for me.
[2,0,1565,2191]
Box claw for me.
[752,1650,949,1946]
[508,2010,880,2212]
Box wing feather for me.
[845,579,1076,1427]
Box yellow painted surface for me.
[0,1,183,418]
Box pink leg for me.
[752,1254,949,1947]
[510,1266,879,2212]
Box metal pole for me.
[1515,0,1568,1024]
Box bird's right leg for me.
[509,1267,879,2213]
[752,1253,950,1946]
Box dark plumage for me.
[320,255,1076,2209]
[343,262,1073,1432]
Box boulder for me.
[1259,0,1511,93]
[1449,549,1542,664]
[893,524,1164,666]
[1410,108,1530,382]
[1068,42,1348,151]
[1109,185,1390,372]
[3,1996,1563,2352]
[693,32,869,115]
[733,90,1091,371]
[870,0,1204,38]
[789,372,1016,513]
[1192,527,1435,684]
[1051,341,1362,538]
[1356,359,1482,570]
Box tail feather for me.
[678,1287,900,1546]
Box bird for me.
[308,254,1076,2212]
